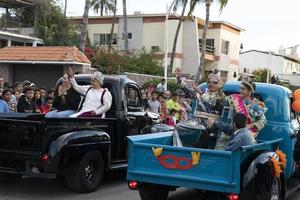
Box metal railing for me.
[199,43,215,55]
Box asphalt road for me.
[0,170,299,200]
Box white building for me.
[240,50,300,75]
[70,13,243,81]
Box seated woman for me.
[214,81,267,150]
[45,74,81,118]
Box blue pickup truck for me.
[127,82,300,200]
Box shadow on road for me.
[0,170,128,199]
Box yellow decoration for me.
[191,152,200,166]
[152,147,163,157]
[271,157,282,178]
[276,149,287,168]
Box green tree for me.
[252,68,271,83]
[169,0,188,72]
[188,0,228,83]
[90,0,114,16]
[36,0,78,46]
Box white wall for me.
[182,20,200,75]
[87,24,119,46]
[240,51,284,75]
[118,17,143,50]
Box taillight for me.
[128,180,139,190]
[228,194,239,200]
[41,154,50,162]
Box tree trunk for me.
[108,0,117,53]
[79,0,90,52]
[122,0,128,52]
[195,0,211,83]
[100,4,104,16]
[169,0,187,73]
[64,0,67,18]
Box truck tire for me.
[139,184,169,200]
[0,172,22,182]
[65,150,104,193]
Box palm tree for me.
[169,0,188,73]
[122,0,129,51]
[79,0,91,52]
[64,0,67,18]
[189,0,228,83]
[90,0,114,16]
[108,0,117,52]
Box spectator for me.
[128,89,139,107]
[17,87,36,113]
[141,91,149,110]
[155,79,166,93]
[13,81,23,100]
[46,74,81,118]
[68,68,112,118]
[167,92,181,120]
[47,89,55,99]
[0,99,9,113]
[41,96,53,114]
[160,99,168,122]
[146,91,152,100]
[0,75,4,96]
[147,83,155,94]
[148,92,161,114]
[166,109,177,127]
[22,80,31,88]
[2,89,16,112]
[33,89,42,113]
[163,90,171,100]
[225,113,256,151]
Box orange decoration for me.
[292,100,300,112]
[294,89,300,100]
[276,149,287,168]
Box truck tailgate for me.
[127,132,241,194]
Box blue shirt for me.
[225,128,256,151]
[0,100,10,113]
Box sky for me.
[64,0,300,53]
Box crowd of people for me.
[0,75,55,114]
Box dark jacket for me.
[52,87,81,111]
[17,96,36,113]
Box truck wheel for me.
[65,151,104,193]
[0,173,22,182]
[139,184,169,200]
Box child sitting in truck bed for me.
[225,113,256,151]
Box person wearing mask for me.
[17,87,36,113]
[46,74,81,118]
[68,67,112,118]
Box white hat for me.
[91,71,104,85]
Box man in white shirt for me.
[155,79,166,93]
[68,67,112,118]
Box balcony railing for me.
[199,43,215,55]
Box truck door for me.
[0,117,42,157]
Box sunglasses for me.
[208,81,218,85]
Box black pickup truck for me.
[0,74,168,193]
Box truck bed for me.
[127,132,282,194]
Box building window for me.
[221,39,230,55]
[151,46,160,52]
[199,39,215,54]
[94,33,117,46]
[122,33,132,39]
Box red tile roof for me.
[0,46,91,64]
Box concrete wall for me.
[182,20,200,76]
[87,24,119,47]
[118,17,143,50]
[0,63,11,83]
[240,51,284,75]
